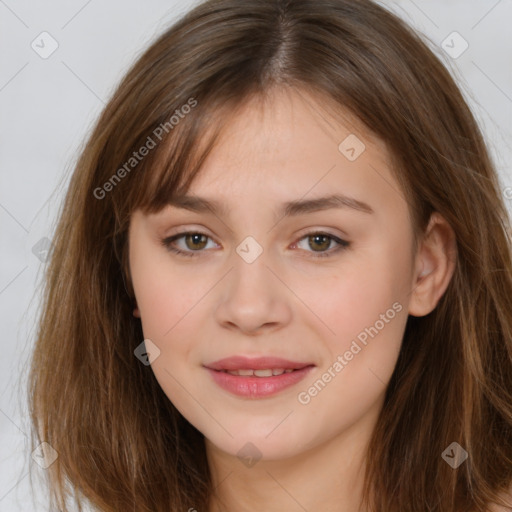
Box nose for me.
[213,251,292,336]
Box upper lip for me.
[205,356,314,371]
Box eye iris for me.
[186,233,208,250]
[309,234,330,252]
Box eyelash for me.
[160,231,350,259]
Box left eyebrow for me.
[166,193,374,221]
[278,193,374,217]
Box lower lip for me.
[206,366,314,398]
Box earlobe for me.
[408,213,457,317]
[133,304,141,318]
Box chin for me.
[203,418,317,463]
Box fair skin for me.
[128,86,457,512]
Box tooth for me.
[237,369,254,376]
[254,369,273,377]
[225,368,294,377]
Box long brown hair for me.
[28,0,512,510]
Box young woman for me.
[28,0,512,510]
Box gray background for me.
[1,0,511,510]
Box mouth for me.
[220,368,297,377]
[204,356,315,398]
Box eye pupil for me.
[309,234,330,252]
[186,233,207,250]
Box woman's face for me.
[128,87,421,461]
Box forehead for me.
[178,86,405,219]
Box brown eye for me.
[183,233,208,250]
[308,234,332,252]
[161,231,216,258]
[294,232,350,258]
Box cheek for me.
[129,241,215,383]
[293,242,410,410]
[130,255,208,422]
[130,240,203,340]
[293,276,407,449]
[294,247,407,354]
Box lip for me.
[204,356,315,399]
[205,356,313,371]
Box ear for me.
[408,212,457,317]
[133,302,141,318]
